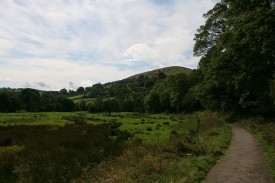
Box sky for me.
[0,0,218,91]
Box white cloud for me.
[0,0,218,90]
[123,43,160,62]
[0,58,136,90]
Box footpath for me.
[202,124,273,183]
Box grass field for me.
[76,111,231,183]
[0,111,231,182]
[0,112,197,143]
[68,95,95,104]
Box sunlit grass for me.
[0,112,198,143]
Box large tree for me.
[0,92,20,112]
[194,0,275,114]
[20,88,41,112]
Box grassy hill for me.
[129,66,192,79]
[70,66,193,105]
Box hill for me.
[70,65,196,113]
[128,66,192,79]
[0,66,196,113]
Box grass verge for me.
[239,119,275,180]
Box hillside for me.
[69,65,197,113]
[128,66,192,79]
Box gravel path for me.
[202,124,273,183]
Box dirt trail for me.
[202,124,273,183]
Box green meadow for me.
[0,112,196,143]
[0,111,231,183]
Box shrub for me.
[171,130,178,134]
[0,124,125,183]
[62,114,87,125]
[146,127,153,131]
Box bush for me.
[146,127,153,131]
[0,124,125,183]
[62,114,87,125]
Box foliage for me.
[0,89,76,113]
[0,92,20,113]
[20,88,40,112]
[64,66,197,114]
[270,74,275,104]
[0,66,197,114]
[194,0,275,115]
[0,124,126,183]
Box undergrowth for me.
[0,124,126,183]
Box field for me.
[0,112,196,143]
[68,95,95,105]
[0,111,231,183]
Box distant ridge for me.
[128,66,193,79]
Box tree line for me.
[0,70,200,114]
[0,88,75,112]
[74,70,200,114]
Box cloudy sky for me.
[0,0,218,90]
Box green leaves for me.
[193,3,227,56]
[194,0,275,114]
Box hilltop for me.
[128,66,192,79]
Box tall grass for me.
[75,111,232,183]
[0,124,126,183]
[0,112,232,182]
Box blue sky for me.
[0,0,218,90]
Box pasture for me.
[0,111,231,183]
[0,112,197,143]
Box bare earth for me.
[202,124,273,183]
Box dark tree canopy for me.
[20,88,40,112]
[194,0,275,115]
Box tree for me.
[168,74,190,113]
[103,98,119,115]
[270,74,275,104]
[20,88,40,112]
[77,87,85,94]
[144,92,161,113]
[194,3,227,56]
[59,88,68,95]
[0,92,20,112]
[0,92,12,112]
[59,98,75,112]
[194,0,275,114]
[88,83,104,98]
[94,97,104,113]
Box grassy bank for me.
[239,119,275,180]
